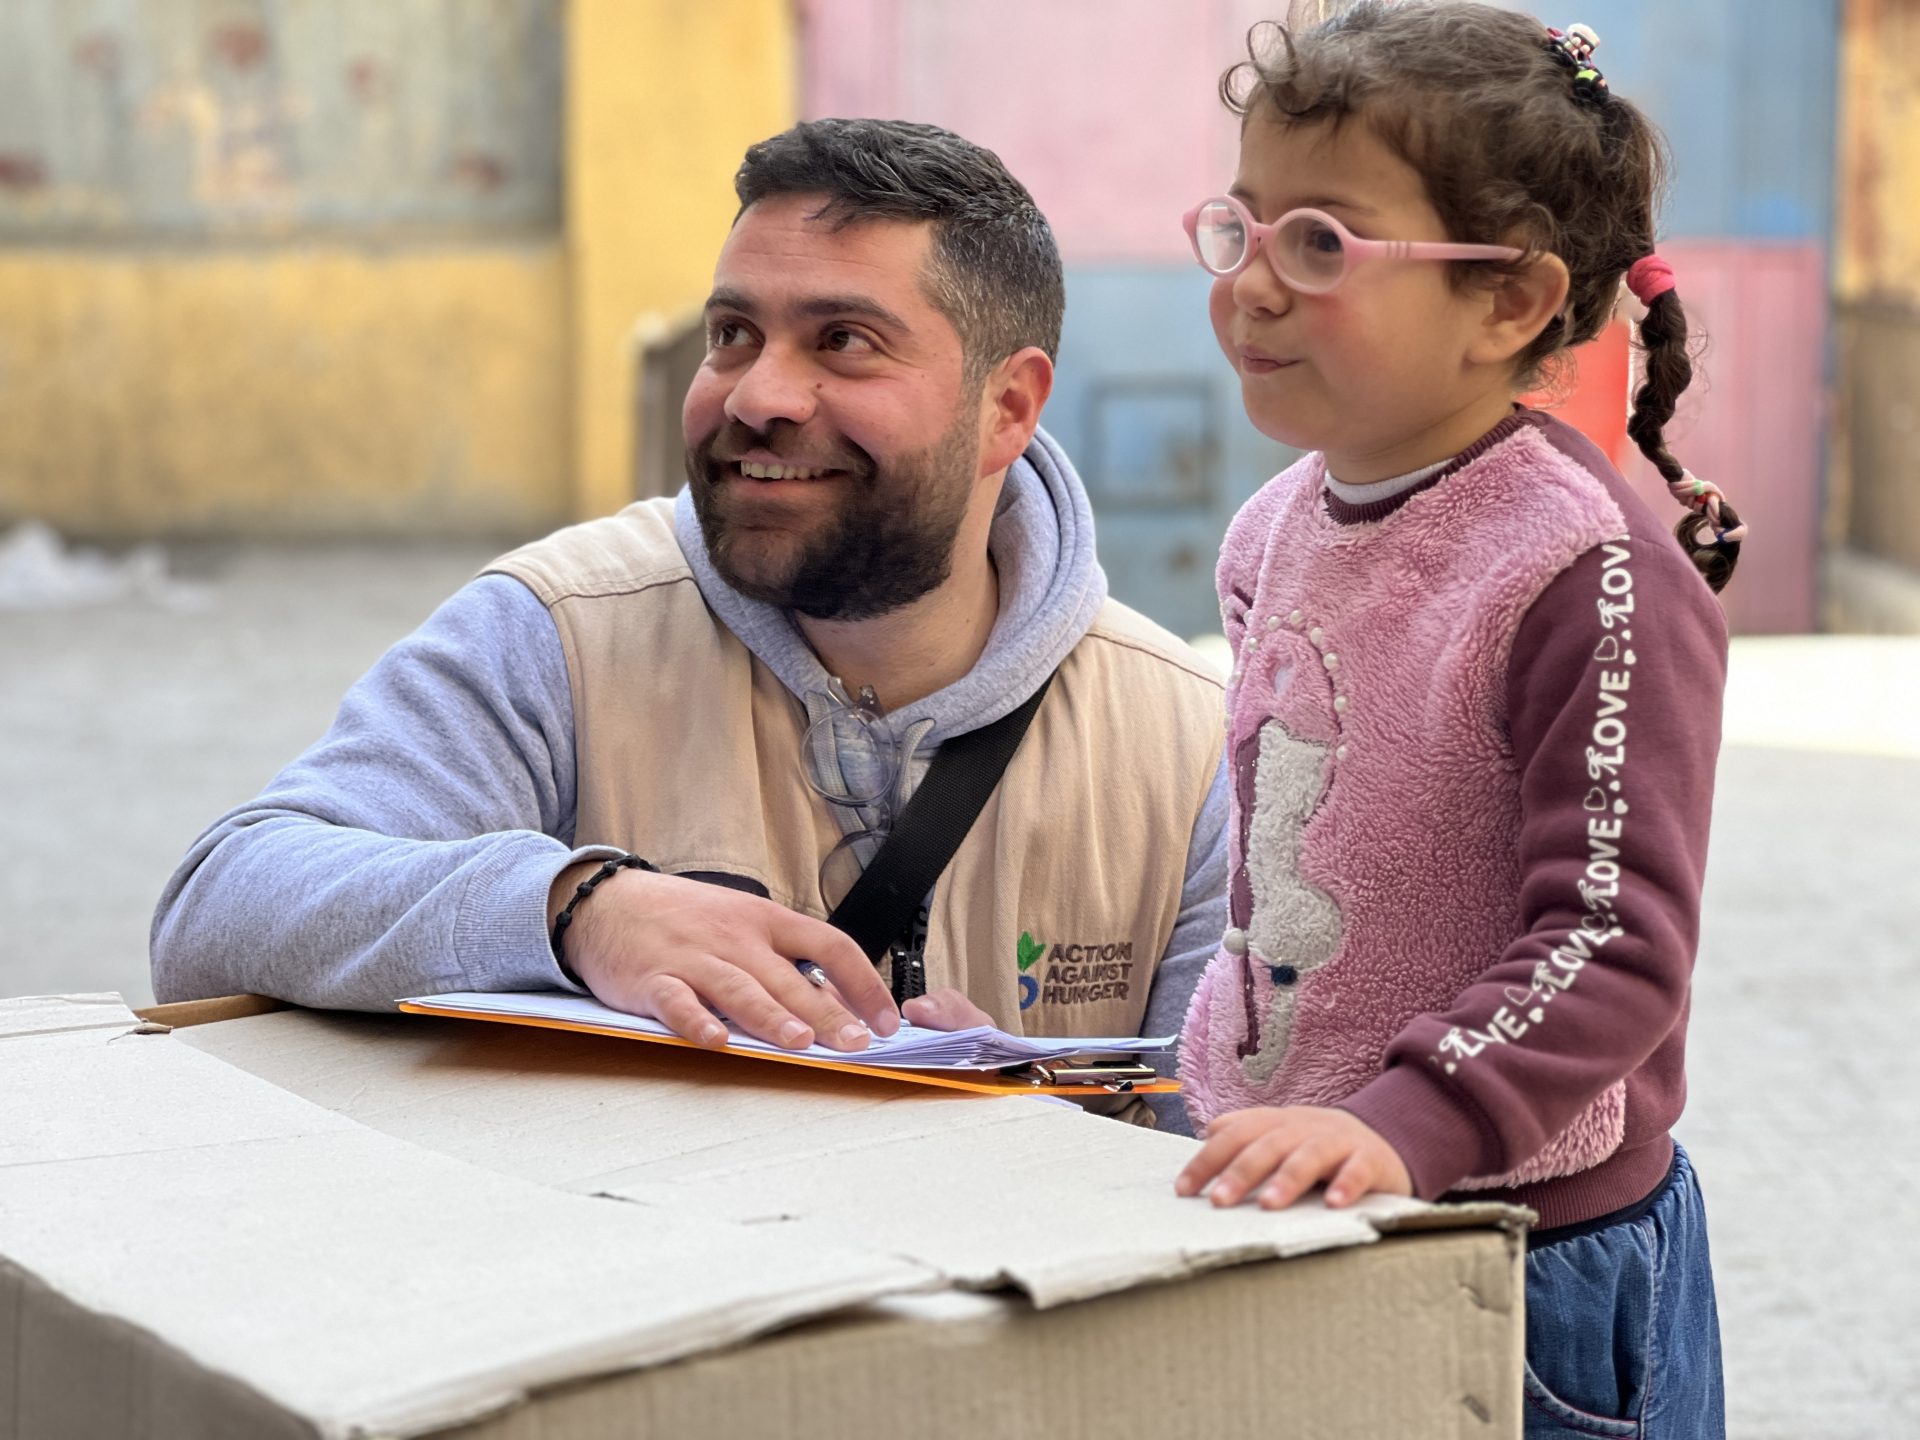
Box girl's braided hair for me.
[1226,0,1740,591]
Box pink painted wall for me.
[797,4,1828,633]
[798,0,1269,263]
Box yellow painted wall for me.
[0,0,798,539]
[1836,0,1920,304]
[566,0,798,520]
[0,245,568,539]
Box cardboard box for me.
[1,993,1530,1438]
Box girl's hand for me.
[1175,1105,1413,1210]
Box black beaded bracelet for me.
[551,853,658,984]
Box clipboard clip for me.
[999,1053,1160,1092]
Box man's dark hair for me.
[733,118,1064,383]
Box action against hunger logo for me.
[1017,930,1135,1011]
[1016,931,1045,1010]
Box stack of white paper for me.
[404,990,1175,1070]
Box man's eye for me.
[709,319,753,349]
[822,327,876,354]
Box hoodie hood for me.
[673,425,1107,749]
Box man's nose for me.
[723,344,818,432]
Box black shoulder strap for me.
[827,673,1055,970]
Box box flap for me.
[0,998,934,1439]
[178,1008,1528,1309]
[0,991,142,1040]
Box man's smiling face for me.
[682,193,986,620]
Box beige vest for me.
[490,499,1225,1037]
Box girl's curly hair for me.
[1227,1,1739,590]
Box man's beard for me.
[685,413,981,621]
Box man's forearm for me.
[151,812,586,1008]
[149,575,585,1009]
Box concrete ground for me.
[2,541,1916,1438]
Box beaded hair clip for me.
[1670,471,1748,546]
[1545,23,1609,104]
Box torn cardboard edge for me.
[4,1221,1527,1440]
[4,993,1535,1438]
[1370,1196,1537,1239]
[166,1004,1536,1311]
[1,990,147,1040]
[2,997,938,1438]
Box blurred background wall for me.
[800,0,1843,637]
[0,0,792,540]
[1,0,1910,641]
[1831,0,1920,631]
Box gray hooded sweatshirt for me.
[151,432,1230,1129]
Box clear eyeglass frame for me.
[802,684,901,909]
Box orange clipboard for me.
[397,998,1180,1098]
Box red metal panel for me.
[1533,243,1825,633]
[1608,242,1827,634]
[1526,320,1635,470]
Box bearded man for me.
[152,119,1229,1129]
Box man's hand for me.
[550,864,899,1052]
[901,987,996,1032]
[1174,1105,1413,1210]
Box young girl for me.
[1173,5,1738,1434]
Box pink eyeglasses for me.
[1183,194,1523,293]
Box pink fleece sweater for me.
[1180,411,1727,1229]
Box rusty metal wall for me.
[1834,0,1920,573]
[0,0,563,241]
[1836,304,1920,570]
[633,307,707,503]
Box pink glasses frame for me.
[1182,194,1524,293]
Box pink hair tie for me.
[1627,254,1677,305]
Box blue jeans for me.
[1523,1143,1725,1439]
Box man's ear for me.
[1468,252,1572,368]
[976,347,1054,478]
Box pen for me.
[795,959,830,990]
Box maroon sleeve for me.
[1338,534,1728,1198]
